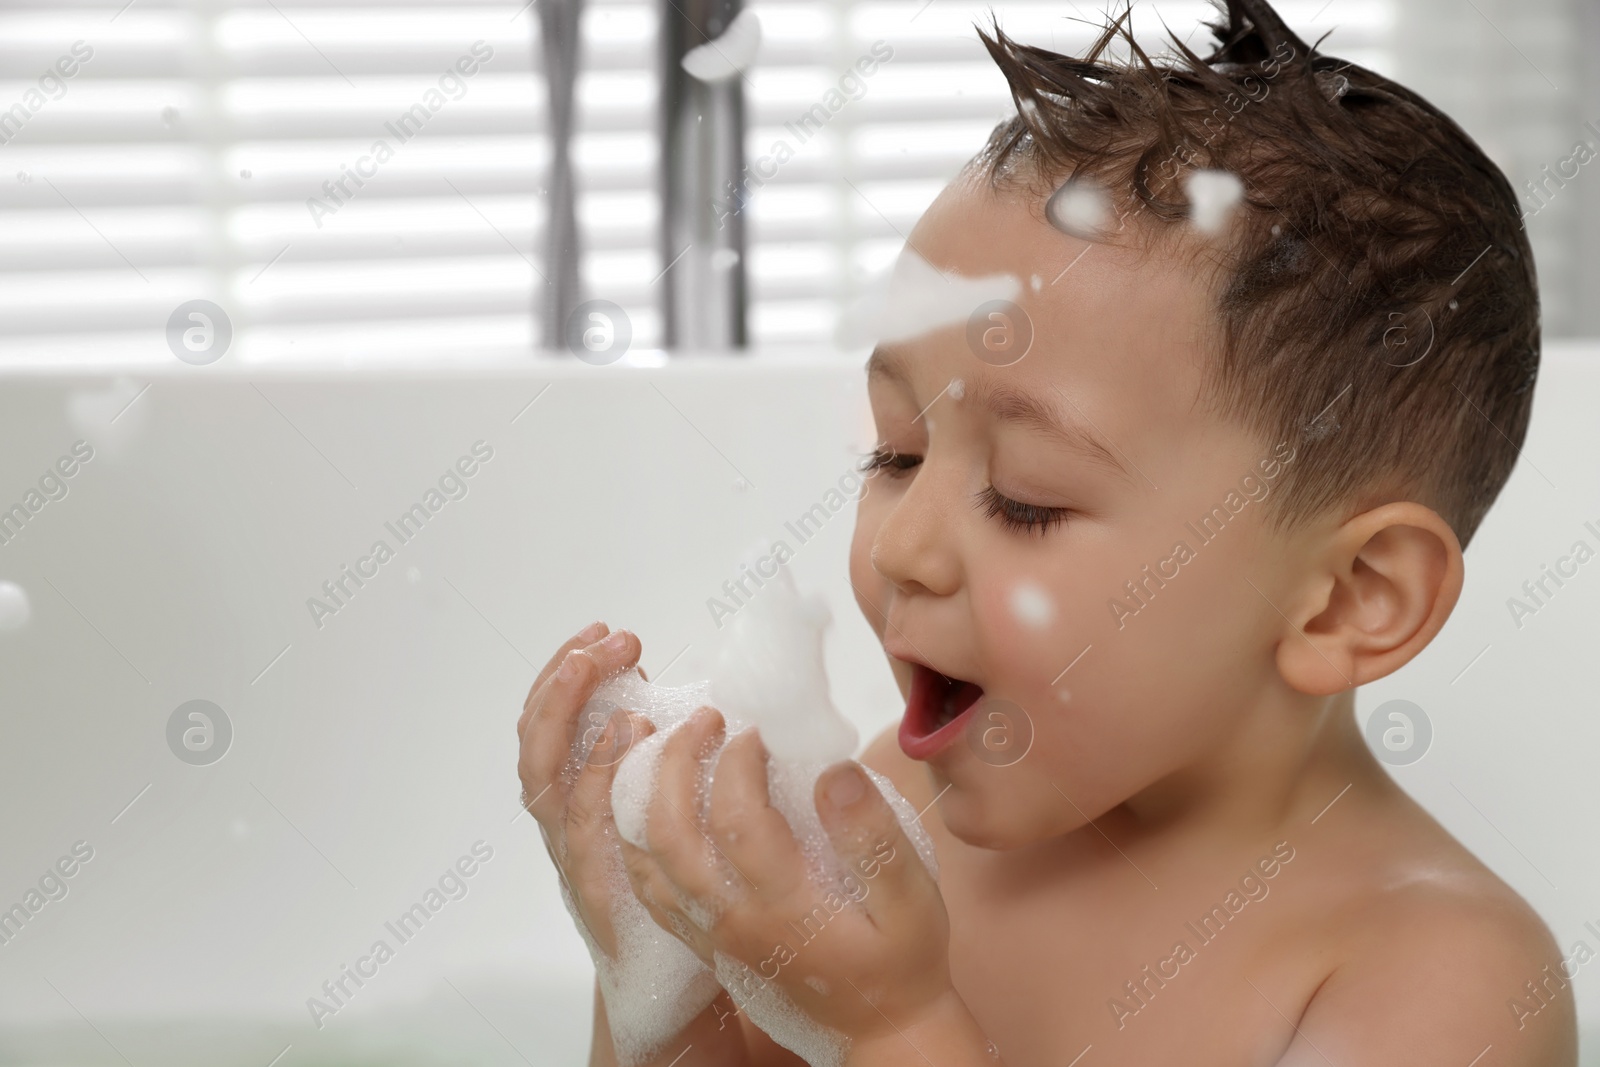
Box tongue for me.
[936,676,983,726]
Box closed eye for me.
[976,485,1070,535]
[860,445,922,477]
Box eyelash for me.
[977,485,1071,536]
[860,446,1071,535]
[860,445,921,476]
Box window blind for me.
[0,0,1391,363]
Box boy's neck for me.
[1111,687,1375,847]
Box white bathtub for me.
[0,345,1596,1064]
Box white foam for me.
[716,951,849,1067]
[0,581,30,632]
[1046,179,1111,240]
[559,869,722,1067]
[573,565,937,1061]
[834,248,1020,350]
[1008,581,1055,629]
[681,10,761,82]
[611,729,669,849]
[1184,169,1244,235]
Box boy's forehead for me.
[898,178,1217,413]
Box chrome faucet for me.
[659,0,748,350]
[539,0,582,351]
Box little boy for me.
[518,1,1577,1063]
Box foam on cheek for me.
[578,565,938,1061]
[1008,581,1056,629]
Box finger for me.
[643,706,727,901]
[815,761,941,934]
[564,711,649,857]
[520,622,607,737]
[618,835,715,963]
[559,712,652,953]
[707,727,808,905]
[519,630,643,820]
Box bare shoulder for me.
[1285,795,1577,1066]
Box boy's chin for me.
[930,770,1063,851]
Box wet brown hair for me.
[976,0,1539,546]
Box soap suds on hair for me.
[1183,169,1244,235]
[1046,179,1110,240]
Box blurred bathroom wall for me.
[1391,0,1600,337]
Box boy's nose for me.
[870,464,963,598]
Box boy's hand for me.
[518,625,752,1067]
[517,622,653,958]
[616,706,965,1053]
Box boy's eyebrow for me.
[975,380,1131,480]
[866,348,1130,481]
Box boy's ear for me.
[1275,502,1465,695]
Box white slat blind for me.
[0,0,1391,363]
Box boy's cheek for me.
[849,509,889,634]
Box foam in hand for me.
[564,565,937,1066]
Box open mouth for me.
[898,661,985,760]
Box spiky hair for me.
[977,0,1539,546]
